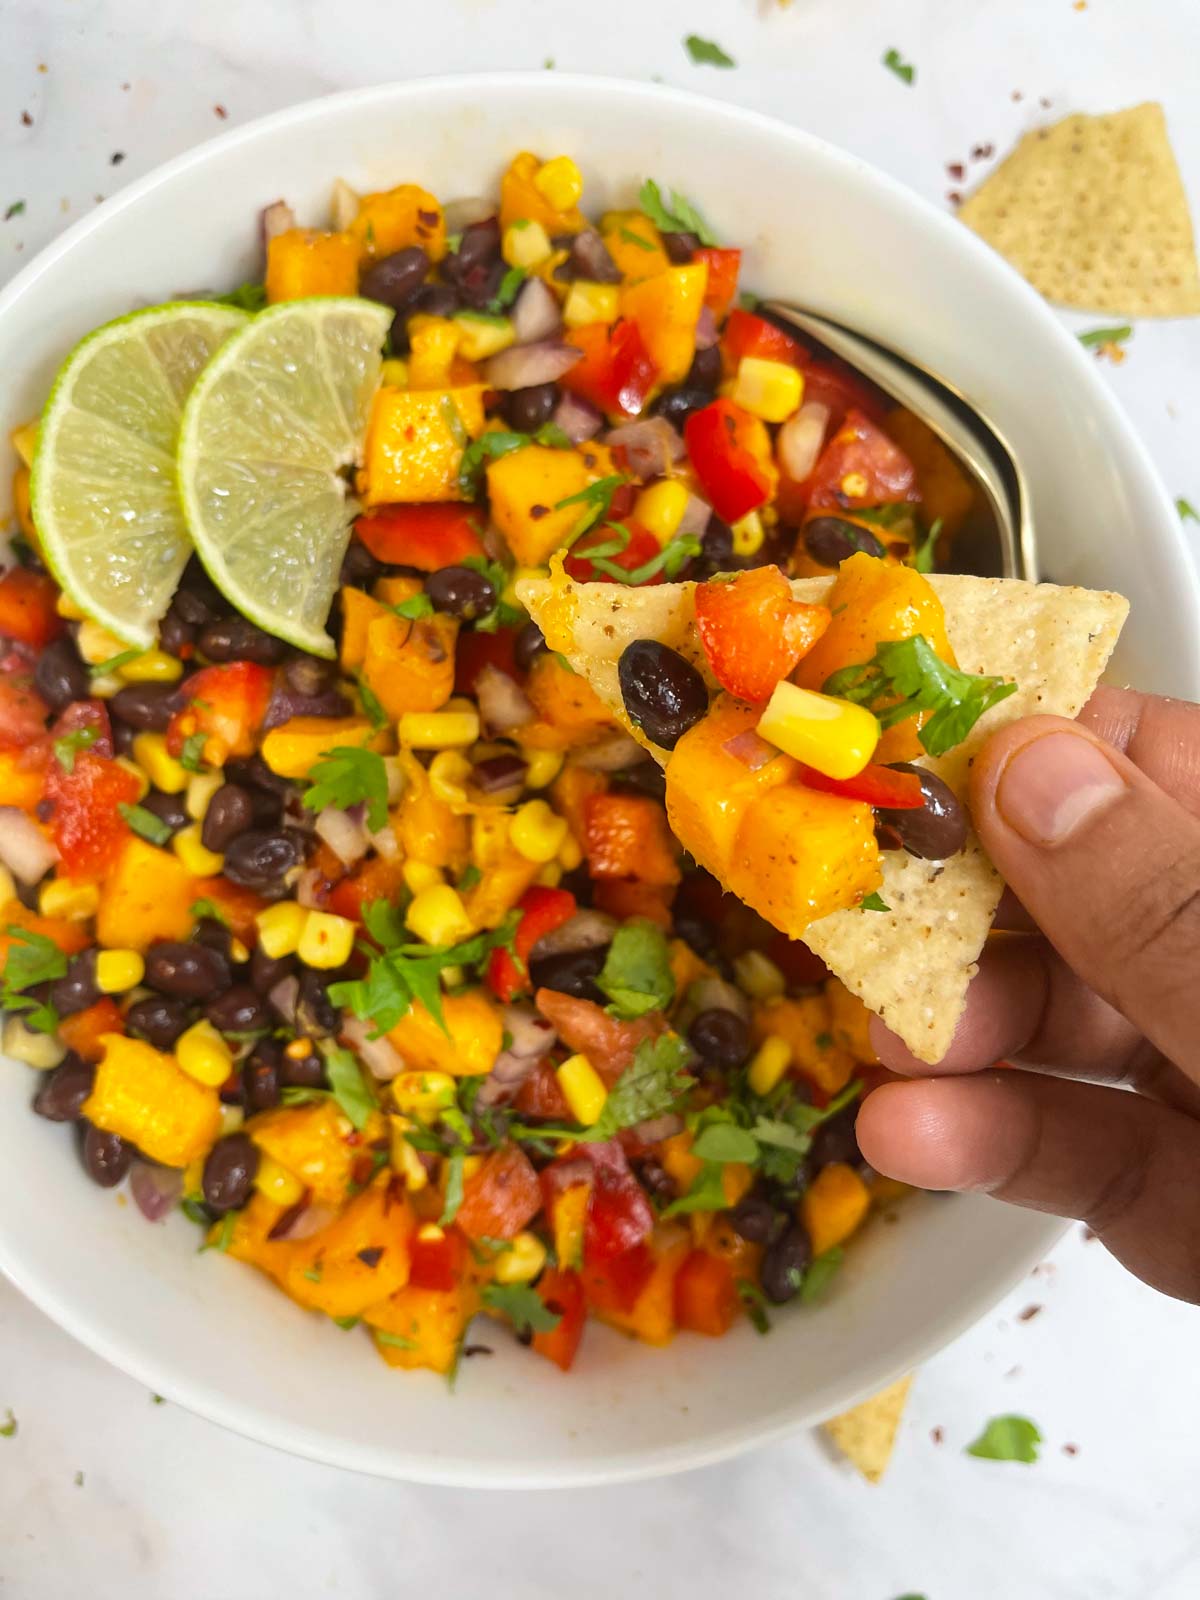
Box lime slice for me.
[177,297,391,658]
[31,303,248,649]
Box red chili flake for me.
[214,103,228,119]
[1062,1442,1080,1456]
[110,151,125,165]
[20,110,32,126]
[1011,89,1024,101]
[1040,96,1053,108]
[1017,1304,1043,1322]
[971,142,994,160]
[947,191,963,207]
[121,81,131,90]
[930,1426,944,1445]
[946,161,966,181]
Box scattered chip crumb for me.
[1017,1303,1043,1322]
[1063,1442,1080,1455]
[930,1425,944,1445]
[37,62,47,74]
[214,103,228,119]
[20,110,32,126]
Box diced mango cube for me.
[362,385,486,505]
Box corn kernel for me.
[502,218,553,269]
[176,1019,234,1088]
[557,831,583,871]
[556,1052,608,1127]
[229,937,250,963]
[185,770,224,821]
[380,356,409,386]
[88,673,122,700]
[416,1222,445,1244]
[494,1230,548,1285]
[563,280,620,328]
[383,756,406,803]
[219,1104,245,1137]
[406,883,473,947]
[0,865,15,906]
[389,1117,429,1190]
[254,1154,305,1207]
[509,799,568,863]
[453,312,516,361]
[297,909,356,969]
[731,509,765,557]
[748,1034,793,1096]
[757,681,880,781]
[2,1014,66,1070]
[11,419,38,468]
[397,709,480,750]
[471,809,512,869]
[401,859,444,895]
[535,862,562,887]
[841,471,869,500]
[132,732,188,794]
[56,592,86,621]
[440,964,464,988]
[172,822,224,876]
[76,619,127,666]
[285,1037,314,1061]
[428,750,473,806]
[634,479,690,543]
[522,748,563,790]
[38,878,100,921]
[182,1157,204,1196]
[391,1069,457,1122]
[113,756,150,800]
[95,948,145,993]
[732,949,785,1000]
[254,901,308,959]
[733,356,805,423]
[533,155,583,213]
[117,648,183,684]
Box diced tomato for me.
[694,247,741,319]
[581,1240,655,1313]
[453,1144,542,1241]
[354,504,486,571]
[694,566,831,702]
[562,521,664,586]
[684,398,773,524]
[592,878,674,929]
[720,308,809,371]
[327,855,407,925]
[583,1164,654,1265]
[0,569,64,651]
[799,762,925,809]
[530,1267,587,1371]
[673,1249,740,1337]
[534,988,665,1086]
[166,661,273,764]
[512,1057,573,1120]
[44,750,142,878]
[49,699,113,760]
[765,931,830,989]
[806,408,919,512]
[0,676,49,747]
[408,1226,468,1292]
[561,320,659,420]
[454,627,520,696]
[58,997,123,1062]
[485,885,577,1003]
[582,792,680,886]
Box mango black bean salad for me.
[0,152,972,1378]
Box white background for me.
[2,2,1199,1596]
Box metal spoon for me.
[763,303,1037,582]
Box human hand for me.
[856,686,1200,1302]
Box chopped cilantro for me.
[180,1196,209,1227]
[736,290,760,312]
[882,48,916,84]
[619,226,655,252]
[1078,324,1132,349]
[52,723,99,774]
[480,1282,561,1336]
[279,1086,332,1108]
[189,897,230,927]
[118,802,173,847]
[356,674,388,730]
[362,897,408,950]
[457,863,482,893]
[737,1279,771,1335]
[439,1148,465,1224]
[199,1211,237,1254]
[457,422,572,497]
[587,529,702,585]
[0,1409,16,1437]
[374,1329,420,1350]
[912,516,943,575]
[823,633,1017,757]
[392,592,434,620]
[685,34,735,68]
[861,892,891,912]
[4,201,25,221]
[1176,497,1198,523]
[332,1315,360,1330]
[302,746,389,832]
[555,474,627,541]
[691,1121,760,1164]
[90,648,141,677]
[490,265,527,311]
[179,731,209,772]
[965,1414,1043,1463]
[302,1263,323,1283]
[800,1246,844,1303]
[200,281,268,311]
[639,179,719,247]
[814,1031,833,1050]
[596,918,676,1018]
[662,1160,727,1217]
[440,395,468,448]
[590,1033,693,1140]
[320,1042,376,1132]
[1,925,67,1035]
[151,1394,166,1405]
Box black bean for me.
[125,994,191,1050]
[206,984,269,1036]
[32,1053,95,1121]
[527,944,609,1003]
[49,951,99,1017]
[632,1156,677,1207]
[157,604,196,659]
[173,558,224,626]
[564,229,621,283]
[192,917,233,962]
[455,218,502,273]
[339,537,384,590]
[661,230,701,263]
[359,245,430,310]
[112,720,136,757]
[295,969,338,1037]
[425,565,495,621]
[618,639,708,750]
[283,653,338,698]
[144,940,231,999]
[201,783,256,853]
[411,282,459,319]
[249,945,295,995]
[803,516,886,568]
[109,681,180,732]
[34,636,88,711]
[198,616,287,666]
[140,788,189,834]
[761,1221,813,1304]
[472,753,527,794]
[514,620,548,672]
[687,1008,751,1070]
[280,1044,327,1088]
[501,382,559,434]
[201,1132,260,1214]
[686,344,722,392]
[729,1192,777,1244]
[222,829,306,896]
[81,1123,133,1188]
[243,1039,282,1112]
[809,1105,863,1171]
[879,764,968,860]
[651,384,716,429]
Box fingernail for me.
[995,730,1127,845]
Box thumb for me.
[970,715,1200,1082]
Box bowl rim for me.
[0,72,1185,1487]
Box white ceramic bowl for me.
[1,76,1197,1489]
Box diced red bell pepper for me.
[0,676,49,747]
[684,398,773,524]
[0,570,64,651]
[58,997,123,1062]
[562,520,664,586]
[454,626,520,696]
[561,320,659,420]
[806,408,919,512]
[694,566,831,702]
[485,884,577,1003]
[530,1267,587,1371]
[592,878,674,930]
[50,699,113,760]
[583,1164,654,1265]
[327,855,407,925]
[408,1226,468,1292]
[581,1241,655,1314]
[44,748,143,878]
[720,308,809,370]
[796,359,888,429]
[453,1144,542,1241]
[166,661,273,764]
[192,876,269,942]
[354,504,486,571]
[512,1057,573,1120]
[673,1249,740,1337]
[694,248,742,319]
[798,762,925,809]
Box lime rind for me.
[176,297,391,659]
[30,302,249,649]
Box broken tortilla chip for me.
[822,1374,913,1482]
[958,102,1200,317]
[518,566,1127,1064]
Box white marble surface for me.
[2,1,1199,1595]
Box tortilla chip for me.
[518,568,1127,1063]
[822,1375,913,1482]
[958,102,1200,316]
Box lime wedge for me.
[31,303,248,649]
[177,297,391,658]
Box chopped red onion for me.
[694,305,719,350]
[273,1200,337,1241]
[476,1004,558,1107]
[630,1112,685,1144]
[130,1161,182,1223]
[260,200,296,248]
[263,684,351,731]
[0,808,57,885]
[511,277,562,345]
[575,731,645,772]
[342,1016,406,1081]
[553,390,603,444]
[722,728,778,770]
[366,822,400,861]
[443,195,496,233]
[604,417,685,480]
[568,230,621,284]
[268,975,300,1025]
[294,868,328,910]
[677,493,713,539]
[686,975,751,1023]
[530,909,617,961]
[330,179,359,232]
[483,340,582,391]
[475,663,533,735]
[778,400,831,484]
[314,806,369,866]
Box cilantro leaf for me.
[596,918,676,1018]
[374,1329,419,1350]
[691,1121,759,1164]
[882,47,916,84]
[555,474,627,542]
[328,959,414,1038]
[638,179,719,247]
[965,1414,1043,1464]
[302,746,389,832]
[490,265,527,311]
[0,1409,16,1438]
[1078,325,1132,349]
[800,1246,844,1303]
[439,1148,465,1224]
[332,1315,360,1330]
[457,424,571,497]
[118,802,173,846]
[480,1282,561,1336]
[89,648,142,677]
[320,1042,376,1132]
[1177,497,1198,523]
[4,202,25,222]
[439,395,468,448]
[619,226,655,252]
[588,1033,694,1141]
[912,516,942,575]
[684,34,735,68]
[2,927,68,1013]
[861,892,891,912]
[356,675,388,731]
[737,1279,771,1334]
[823,633,1017,757]
[392,592,434,620]
[587,529,703,585]
[662,1161,727,1217]
[362,897,408,951]
[179,731,209,772]
[199,281,268,312]
[189,897,230,927]
[52,723,99,774]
